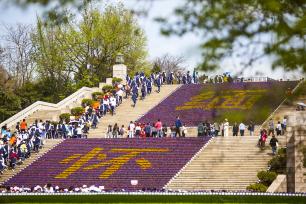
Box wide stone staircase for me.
[165,135,287,191]
[89,85,181,138]
[0,139,63,185]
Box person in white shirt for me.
[102,98,110,115]
[223,119,229,137]
[116,89,123,104]
[110,96,117,115]
[128,121,135,138]
[239,122,245,136]
[76,126,82,138]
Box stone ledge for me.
[267,174,287,193]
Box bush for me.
[246,183,268,192]
[112,77,123,84]
[71,107,85,116]
[59,113,71,123]
[278,147,286,156]
[81,98,93,107]
[268,154,286,174]
[92,92,103,100]
[102,85,114,93]
[257,170,277,186]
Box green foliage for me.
[268,149,287,174]
[257,171,277,186]
[102,85,114,93]
[158,0,306,72]
[246,183,268,192]
[70,107,85,116]
[112,77,123,84]
[59,113,71,123]
[0,89,21,122]
[81,98,93,107]
[152,62,161,73]
[92,92,104,100]
[0,194,305,204]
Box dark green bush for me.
[59,113,71,123]
[257,170,277,186]
[81,98,93,106]
[112,77,123,84]
[92,92,103,100]
[102,85,114,93]
[246,183,268,192]
[278,147,286,156]
[71,107,85,116]
[268,154,286,174]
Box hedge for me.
[257,171,277,186]
[81,98,93,106]
[0,193,305,203]
[112,77,123,84]
[102,85,114,93]
[268,148,286,174]
[70,107,85,116]
[59,113,71,123]
[246,183,268,192]
[92,92,104,100]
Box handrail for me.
[260,79,305,129]
[0,86,98,129]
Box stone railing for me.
[0,86,100,129]
[267,175,287,193]
[260,79,305,129]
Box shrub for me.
[112,77,123,84]
[102,85,114,93]
[246,183,268,192]
[71,107,85,116]
[81,98,93,107]
[278,147,286,156]
[268,154,286,174]
[257,170,277,186]
[92,92,103,100]
[59,113,71,123]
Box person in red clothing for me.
[20,119,27,131]
[155,119,163,137]
[9,149,19,169]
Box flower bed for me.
[137,81,299,126]
[4,138,210,190]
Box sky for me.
[0,0,302,80]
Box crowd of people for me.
[196,120,255,137]
[105,117,187,138]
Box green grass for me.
[1,194,305,204]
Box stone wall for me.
[267,175,287,193]
[286,111,306,193]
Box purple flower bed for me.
[137,81,299,126]
[4,138,210,190]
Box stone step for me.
[0,139,63,184]
[88,85,181,138]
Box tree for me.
[32,4,149,91]
[157,0,306,73]
[0,66,21,122]
[152,54,186,73]
[1,24,35,88]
